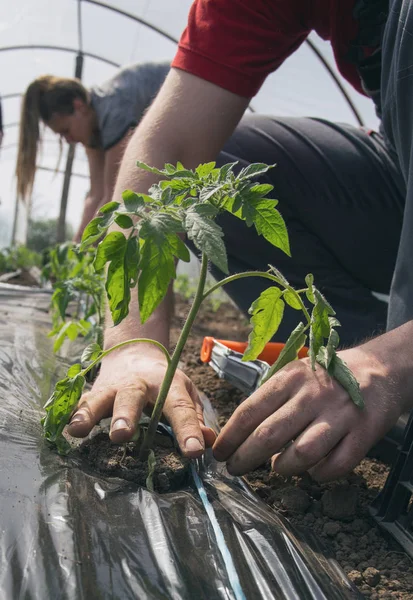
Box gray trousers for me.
[382,0,413,330]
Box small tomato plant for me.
[42,161,364,466]
[45,243,105,352]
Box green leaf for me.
[315,329,339,374]
[196,162,216,178]
[52,320,91,352]
[94,231,127,272]
[43,373,85,452]
[67,363,82,377]
[243,288,284,361]
[168,234,190,262]
[309,289,336,370]
[136,161,168,177]
[81,342,102,363]
[115,214,134,229]
[319,354,365,409]
[80,212,115,249]
[218,162,238,182]
[251,200,290,256]
[267,323,307,376]
[138,235,176,323]
[283,290,302,310]
[99,201,120,214]
[184,208,228,273]
[249,183,274,196]
[305,273,315,303]
[122,190,146,212]
[237,163,275,180]
[105,236,140,325]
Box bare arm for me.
[73,147,104,242]
[105,69,249,349]
[67,69,249,453]
[74,133,133,242]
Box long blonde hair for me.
[16,75,89,201]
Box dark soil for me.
[172,294,413,599]
[78,430,190,493]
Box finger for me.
[67,389,115,437]
[224,397,313,475]
[193,388,217,448]
[308,431,370,482]
[164,382,206,458]
[271,417,347,477]
[213,370,298,462]
[110,382,149,443]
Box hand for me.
[213,344,405,481]
[66,346,216,458]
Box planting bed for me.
[172,293,413,599]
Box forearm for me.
[103,69,248,351]
[350,319,413,412]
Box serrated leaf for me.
[315,329,339,373]
[251,200,290,255]
[52,320,91,352]
[184,209,228,273]
[136,161,168,177]
[105,236,140,325]
[305,273,315,304]
[283,290,302,310]
[243,288,284,361]
[115,214,134,229]
[80,212,115,249]
[237,163,275,180]
[99,201,120,214]
[320,354,364,409]
[196,162,216,178]
[81,342,102,363]
[199,184,225,202]
[67,363,82,377]
[168,234,190,262]
[122,190,146,212]
[267,323,307,377]
[94,231,127,272]
[309,289,336,369]
[138,235,176,323]
[249,183,274,196]
[43,373,85,451]
[218,162,238,181]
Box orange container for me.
[200,337,308,366]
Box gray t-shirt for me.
[90,62,170,151]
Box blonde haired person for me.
[16,62,169,241]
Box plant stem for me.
[203,270,311,324]
[139,252,209,459]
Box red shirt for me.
[172,0,366,98]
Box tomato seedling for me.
[42,161,364,472]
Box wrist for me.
[354,321,413,412]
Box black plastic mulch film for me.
[0,285,362,599]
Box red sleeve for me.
[172,0,311,98]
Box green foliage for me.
[27,218,73,253]
[43,160,364,459]
[0,244,42,273]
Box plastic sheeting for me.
[0,285,362,599]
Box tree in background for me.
[27,218,73,253]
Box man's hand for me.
[213,340,409,481]
[67,345,216,458]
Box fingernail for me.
[184,437,203,453]
[69,412,86,425]
[111,418,129,432]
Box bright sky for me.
[0,0,379,248]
